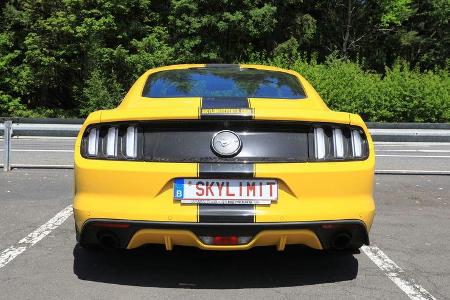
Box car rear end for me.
[73,64,375,251]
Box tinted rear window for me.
[142,68,306,99]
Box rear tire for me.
[78,242,101,252]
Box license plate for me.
[174,178,278,204]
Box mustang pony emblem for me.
[215,139,238,147]
[211,130,242,157]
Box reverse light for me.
[106,127,118,157]
[125,126,138,158]
[87,128,99,156]
[314,127,326,159]
[333,128,344,158]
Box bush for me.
[264,55,450,122]
[0,93,33,117]
[79,69,125,117]
[378,64,450,122]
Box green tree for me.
[0,0,448,119]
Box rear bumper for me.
[78,219,369,251]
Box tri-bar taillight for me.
[312,126,368,161]
[81,125,142,160]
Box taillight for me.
[81,124,141,160]
[313,125,368,161]
[314,128,326,160]
[106,127,118,157]
[333,128,344,158]
[351,129,363,157]
[87,128,99,157]
[125,126,138,158]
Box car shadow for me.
[73,244,359,289]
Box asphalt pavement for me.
[0,138,449,299]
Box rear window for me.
[142,67,306,99]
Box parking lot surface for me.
[0,168,448,299]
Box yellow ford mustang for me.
[74,64,375,251]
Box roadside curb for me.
[366,122,450,130]
[369,128,450,142]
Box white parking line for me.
[362,245,436,300]
[0,205,73,269]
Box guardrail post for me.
[3,120,12,172]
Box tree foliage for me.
[0,0,449,120]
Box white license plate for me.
[173,178,278,204]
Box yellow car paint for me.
[74,64,375,251]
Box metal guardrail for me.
[2,120,450,172]
[2,121,450,139]
[3,121,12,171]
[1,121,81,171]
[0,123,81,137]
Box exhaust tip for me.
[332,232,352,250]
[97,231,120,249]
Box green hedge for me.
[266,56,450,123]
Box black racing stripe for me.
[199,163,254,179]
[198,163,255,223]
[198,205,255,223]
[201,97,249,109]
[204,64,240,68]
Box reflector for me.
[314,127,326,159]
[93,222,130,228]
[126,126,137,158]
[333,128,344,158]
[87,128,98,156]
[106,127,118,157]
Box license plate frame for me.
[173,178,278,205]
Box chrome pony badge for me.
[211,130,242,157]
